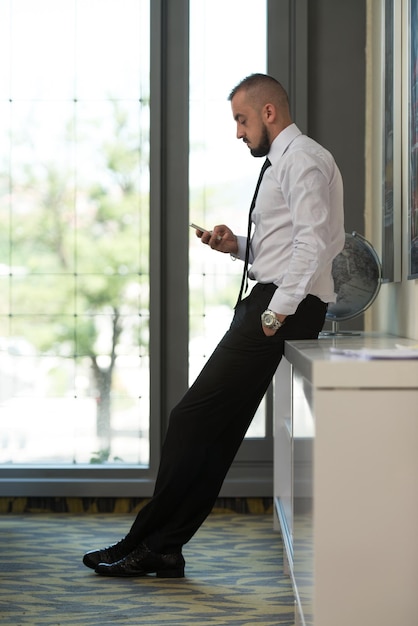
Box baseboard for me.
[0,496,274,515]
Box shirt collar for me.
[268,123,302,164]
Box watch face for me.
[262,312,274,327]
[262,310,282,330]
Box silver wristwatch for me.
[261,309,283,330]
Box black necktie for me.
[235,158,271,306]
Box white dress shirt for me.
[234,123,345,316]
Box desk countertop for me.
[284,333,418,389]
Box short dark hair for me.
[228,73,289,109]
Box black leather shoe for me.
[83,537,133,570]
[94,543,185,578]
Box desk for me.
[274,335,418,626]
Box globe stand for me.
[319,231,381,338]
[320,320,361,337]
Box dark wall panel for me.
[308,0,366,235]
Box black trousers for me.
[127,283,327,553]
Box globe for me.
[323,231,382,334]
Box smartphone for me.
[190,223,222,241]
[190,223,208,233]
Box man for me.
[83,73,345,577]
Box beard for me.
[249,124,270,157]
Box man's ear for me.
[263,103,276,124]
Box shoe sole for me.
[95,567,185,578]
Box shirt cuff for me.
[268,290,301,316]
[230,235,247,262]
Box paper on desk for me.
[330,346,418,359]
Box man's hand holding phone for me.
[190,223,238,255]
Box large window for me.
[0,0,290,496]
[189,0,267,437]
[0,0,150,466]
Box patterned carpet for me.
[0,514,295,626]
